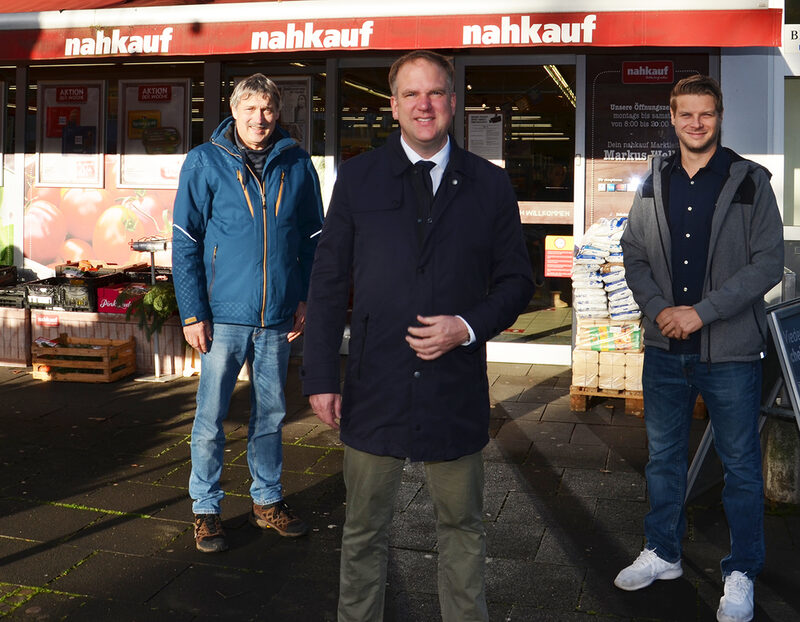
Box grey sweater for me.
[621,148,784,362]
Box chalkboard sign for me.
[767,299,800,431]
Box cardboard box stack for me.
[572,218,644,390]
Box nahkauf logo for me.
[621,61,674,84]
[462,14,597,45]
[250,20,375,50]
[65,27,173,57]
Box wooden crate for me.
[0,307,31,367]
[569,385,707,419]
[32,334,136,383]
[30,310,187,375]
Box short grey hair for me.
[230,73,282,112]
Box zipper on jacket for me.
[260,185,268,327]
[275,171,285,217]
[240,158,269,328]
[208,245,218,299]
[358,314,369,379]
[236,170,255,218]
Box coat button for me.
[413,371,421,378]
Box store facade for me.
[0,0,791,365]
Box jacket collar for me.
[210,116,297,162]
[387,130,471,179]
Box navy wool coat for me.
[302,131,534,461]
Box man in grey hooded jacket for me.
[617,75,783,622]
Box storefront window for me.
[465,64,577,346]
[336,62,576,347]
[221,61,326,158]
[464,65,576,207]
[785,77,800,227]
[338,67,395,161]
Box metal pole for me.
[150,250,161,378]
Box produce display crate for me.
[0,265,17,287]
[32,333,136,383]
[31,309,187,375]
[0,307,31,366]
[26,274,119,312]
[96,282,149,314]
[0,283,26,308]
[25,279,60,309]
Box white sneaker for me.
[717,571,754,622]
[614,548,683,591]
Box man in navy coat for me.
[302,50,534,622]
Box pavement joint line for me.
[156,523,194,550]
[301,447,338,475]
[0,584,86,617]
[46,549,97,588]
[290,440,345,451]
[151,435,191,458]
[4,496,156,519]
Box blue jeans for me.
[642,347,764,577]
[189,321,292,515]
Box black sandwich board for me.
[764,298,800,430]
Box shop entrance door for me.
[334,55,583,365]
[457,56,582,365]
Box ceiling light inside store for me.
[343,79,390,100]
[544,65,576,108]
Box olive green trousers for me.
[338,446,488,622]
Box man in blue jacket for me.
[302,51,534,621]
[172,73,324,553]
[618,75,783,622]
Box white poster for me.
[273,77,311,153]
[118,79,190,188]
[36,81,104,188]
[467,112,504,163]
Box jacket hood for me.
[210,116,298,157]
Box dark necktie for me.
[412,161,435,248]
[414,160,435,198]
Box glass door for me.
[333,55,582,365]
[456,56,582,365]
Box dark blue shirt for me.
[668,147,729,353]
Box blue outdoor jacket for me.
[172,118,324,329]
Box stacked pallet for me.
[570,218,645,415]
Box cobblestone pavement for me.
[0,360,798,621]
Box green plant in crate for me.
[116,282,178,340]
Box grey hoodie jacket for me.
[621,148,784,362]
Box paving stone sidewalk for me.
[0,360,798,621]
